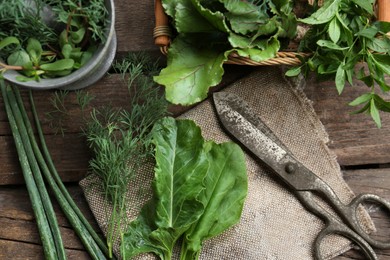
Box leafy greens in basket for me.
[155,0,390,127]
[121,117,248,260]
[154,0,297,105]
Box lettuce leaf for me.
[180,142,248,260]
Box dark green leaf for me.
[70,28,86,44]
[40,59,75,72]
[299,0,341,25]
[236,37,280,62]
[317,40,348,50]
[372,54,390,75]
[367,38,390,53]
[223,0,269,34]
[373,94,390,112]
[356,27,378,38]
[7,50,31,66]
[351,0,374,15]
[0,36,20,50]
[61,44,73,59]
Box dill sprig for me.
[84,52,169,257]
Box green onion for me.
[0,81,61,259]
[1,80,113,259]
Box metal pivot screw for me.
[285,163,296,174]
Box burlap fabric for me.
[80,67,374,259]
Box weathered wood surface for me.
[0,0,389,259]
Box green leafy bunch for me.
[0,0,108,81]
[154,0,297,105]
[121,117,248,260]
[85,52,170,258]
[287,0,390,127]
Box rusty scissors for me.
[213,92,390,260]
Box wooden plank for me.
[335,168,390,259]
[0,185,102,259]
[0,66,249,185]
[304,75,390,166]
[0,168,389,259]
[115,0,157,53]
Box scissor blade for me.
[213,92,318,191]
[213,92,287,165]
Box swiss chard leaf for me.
[154,35,229,105]
[223,0,269,35]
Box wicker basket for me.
[153,0,383,66]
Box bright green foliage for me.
[121,117,248,260]
[288,0,390,128]
[0,0,108,81]
[155,0,297,105]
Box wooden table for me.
[0,1,389,259]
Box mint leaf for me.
[351,0,374,15]
[285,66,302,77]
[0,36,20,51]
[299,0,341,25]
[335,63,346,94]
[372,54,390,75]
[329,18,341,43]
[370,98,381,128]
[349,93,373,106]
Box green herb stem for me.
[28,89,112,258]
[0,81,59,259]
[9,88,111,260]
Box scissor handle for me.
[345,193,390,249]
[314,215,377,260]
